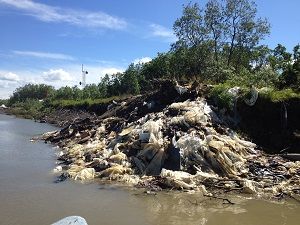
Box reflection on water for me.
[131,191,299,225]
[0,114,299,225]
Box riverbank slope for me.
[37,81,300,198]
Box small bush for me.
[260,88,300,102]
[8,99,44,119]
[210,83,236,110]
[0,99,8,106]
[49,95,130,109]
[227,67,279,88]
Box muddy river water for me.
[0,114,299,225]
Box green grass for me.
[5,99,55,120]
[5,95,132,120]
[209,83,300,110]
[0,99,8,106]
[209,83,236,110]
[49,95,130,108]
[259,88,300,102]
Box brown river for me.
[0,114,299,225]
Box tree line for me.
[5,0,300,106]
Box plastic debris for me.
[74,168,95,180]
[0,104,8,109]
[40,82,300,198]
[228,86,241,97]
[244,86,259,106]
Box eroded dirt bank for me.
[38,81,300,200]
[237,96,300,154]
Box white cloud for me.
[150,23,176,42]
[43,69,73,81]
[0,82,7,88]
[13,50,75,60]
[101,67,123,75]
[0,71,21,98]
[133,57,152,64]
[0,81,18,98]
[42,65,125,86]
[0,63,126,98]
[0,0,127,30]
[0,72,20,81]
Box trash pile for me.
[41,82,300,198]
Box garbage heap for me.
[41,81,300,197]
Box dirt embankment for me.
[41,109,97,127]
[41,80,202,127]
[41,82,300,155]
[237,97,300,154]
[39,81,300,198]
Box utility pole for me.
[80,64,88,87]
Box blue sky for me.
[0,0,299,98]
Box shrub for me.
[210,83,235,110]
[227,67,278,88]
[259,88,300,102]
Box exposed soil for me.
[41,109,97,127]
[4,80,299,154]
[237,96,300,154]
[38,81,300,198]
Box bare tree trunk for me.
[214,38,218,62]
[227,26,236,67]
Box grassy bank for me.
[49,95,129,109]
[5,99,52,119]
[3,95,130,120]
[5,83,300,121]
[209,83,300,111]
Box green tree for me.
[278,44,300,90]
[172,0,270,82]
[82,84,101,99]
[107,72,123,96]
[173,3,207,48]
[205,0,224,62]
[250,45,271,70]
[141,53,171,80]
[9,83,55,104]
[269,44,292,73]
[223,0,270,68]
[293,44,300,61]
[0,99,8,106]
[72,86,83,100]
[120,64,140,95]
[98,74,110,97]
[54,86,74,100]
